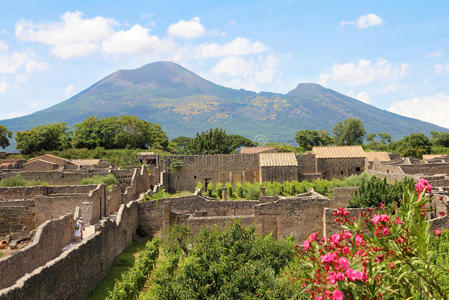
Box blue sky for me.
[1,0,449,128]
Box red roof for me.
[240,147,277,154]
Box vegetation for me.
[333,118,366,146]
[179,128,255,155]
[0,125,12,149]
[201,174,369,200]
[290,179,449,299]
[72,116,168,150]
[88,242,147,300]
[139,222,295,299]
[105,238,160,300]
[348,176,415,208]
[0,174,43,187]
[295,129,333,151]
[143,188,192,201]
[15,122,70,154]
[80,174,117,189]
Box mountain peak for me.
[97,61,218,91]
[287,83,327,96]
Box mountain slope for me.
[1,61,447,149]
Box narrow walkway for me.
[62,224,96,251]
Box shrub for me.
[215,182,223,199]
[290,179,448,299]
[106,238,160,300]
[81,174,117,188]
[0,174,42,187]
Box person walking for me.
[74,220,82,242]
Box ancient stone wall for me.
[331,187,358,208]
[0,186,46,200]
[0,214,74,290]
[0,201,138,300]
[317,158,365,180]
[255,196,330,241]
[400,164,449,175]
[166,154,260,192]
[187,215,256,235]
[0,200,35,237]
[297,153,316,173]
[366,170,416,184]
[138,195,258,237]
[261,166,298,182]
[23,160,58,171]
[107,185,123,216]
[34,184,105,225]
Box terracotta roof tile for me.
[260,152,297,167]
[312,146,365,159]
[365,151,391,162]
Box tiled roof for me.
[260,152,297,167]
[71,159,101,166]
[312,146,365,159]
[365,151,391,162]
[241,147,276,154]
[28,154,70,163]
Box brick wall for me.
[0,200,35,237]
[317,157,365,180]
[331,187,358,208]
[261,166,298,182]
[297,153,316,173]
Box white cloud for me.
[348,91,370,103]
[0,51,30,73]
[388,93,449,129]
[102,24,161,54]
[197,37,266,58]
[341,13,383,29]
[64,84,75,97]
[0,40,8,52]
[319,58,409,86]
[434,63,449,75]
[209,54,280,91]
[167,17,205,39]
[25,60,48,73]
[426,50,444,58]
[0,80,6,93]
[229,19,237,25]
[16,11,116,58]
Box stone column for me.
[222,187,227,201]
[260,186,266,197]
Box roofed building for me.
[365,151,391,168]
[260,152,298,182]
[311,146,366,180]
[240,147,277,154]
[27,154,75,169]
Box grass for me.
[0,174,43,187]
[88,242,146,300]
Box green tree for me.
[295,129,333,151]
[430,130,449,147]
[265,142,298,153]
[15,123,70,154]
[72,116,168,150]
[366,132,392,151]
[333,118,366,145]
[226,134,256,152]
[186,128,232,154]
[394,133,432,159]
[0,125,12,149]
[171,136,193,153]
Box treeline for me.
[1,116,449,159]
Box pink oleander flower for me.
[334,207,350,217]
[395,217,402,225]
[435,228,441,237]
[321,252,338,264]
[303,239,311,251]
[415,178,432,193]
[338,257,349,270]
[372,214,389,225]
[355,270,367,281]
[355,233,364,246]
[342,246,350,255]
[382,227,390,236]
[315,296,324,300]
[309,232,319,242]
[345,268,356,281]
[330,234,341,245]
[342,230,352,240]
[333,289,344,300]
[327,272,345,284]
[389,262,395,269]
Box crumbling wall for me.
[0,200,35,237]
[317,158,365,180]
[166,154,260,192]
[0,214,74,290]
[0,201,138,300]
[0,171,102,185]
[331,187,358,208]
[400,164,449,175]
[261,166,298,182]
[255,196,330,241]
